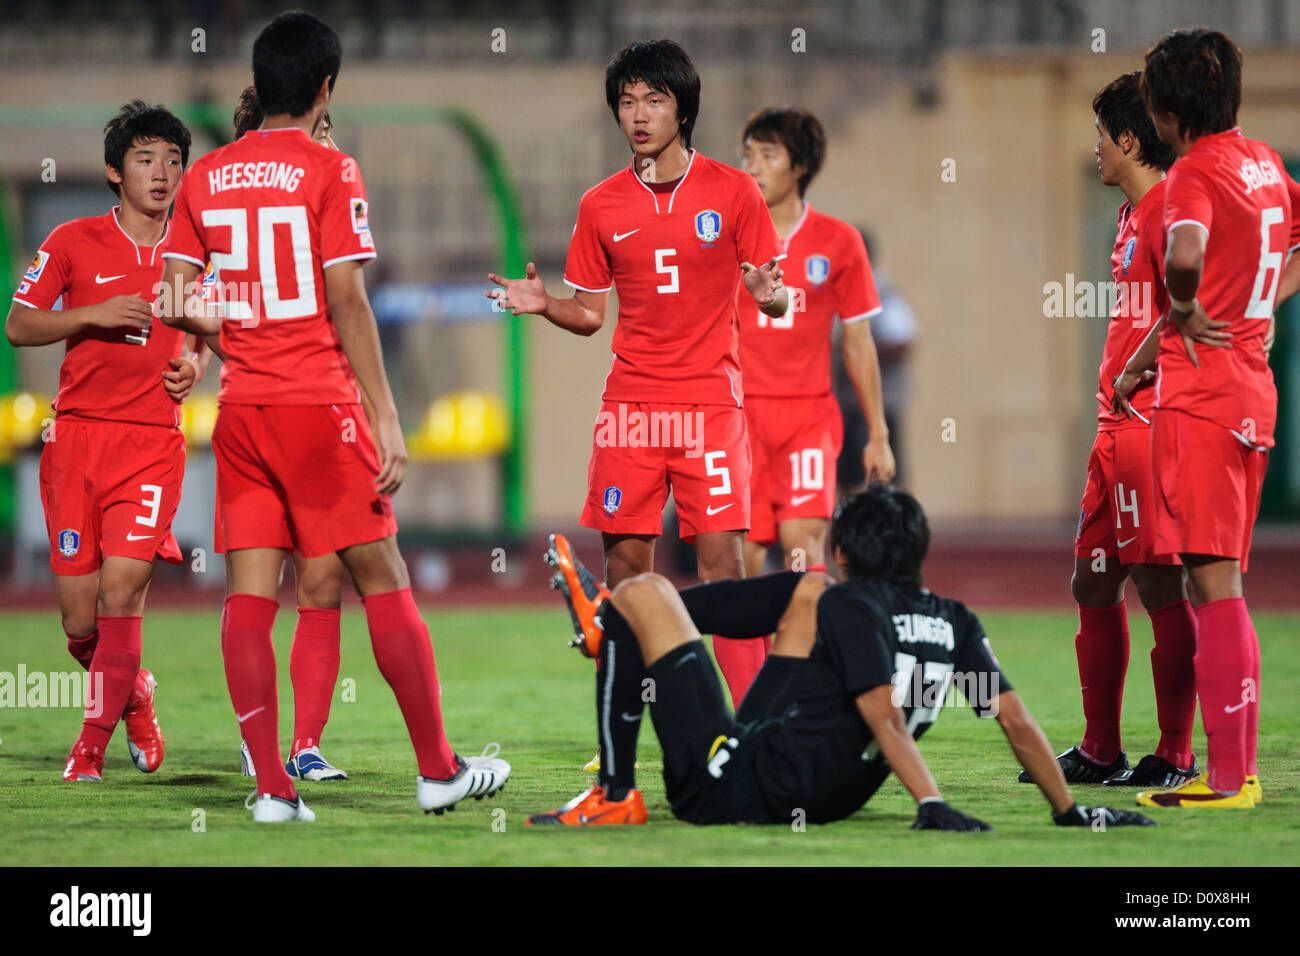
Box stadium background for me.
[0,0,1298,609]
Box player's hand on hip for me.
[372,412,409,496]
[89,293,153,332]
[1110,367,1155,417]
[863,437,896,484]
[741,257,784,307]
[486,262,548,316]
[1172,301,1230,368]
[162,356,198,404]
[911,799,992,832]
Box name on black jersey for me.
[891,613,955,652]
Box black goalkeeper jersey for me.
[736,577,1010,825]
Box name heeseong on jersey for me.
[0,666,103,717]
[154,274,264,328]
[594,402,706,458]
[1042,274,1157,325]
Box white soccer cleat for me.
[239,740,255,777]
[246,791,315,823]
[417,744,511,815]
[286,746,349,781]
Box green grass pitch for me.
[1,605,1296,865]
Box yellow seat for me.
[180,394,219,447]
[408,390,510,460]
[0,391,54,463]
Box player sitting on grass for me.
[6,101,200,782]
[529,484,1155,829]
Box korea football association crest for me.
[694,209,722,244]
[1121,237,1136,273]
[805,254,830,286]
[58,529,80,558]
[603,486,622,514]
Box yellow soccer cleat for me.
[1136,774,1255,809]
[582,751,601,773]
[1245,775,1262,805]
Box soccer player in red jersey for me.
[5,102,199,782]
[195,87,352,783]
[737,109,896,576]
[489,39,786,821]
[156,11,509,822]
[1021,73,1199,790]
[1115,30,1300,808]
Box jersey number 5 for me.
[202,206,318,321]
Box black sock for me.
[677,570,804,638]
[596,602,645,802]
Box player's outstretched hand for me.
[89,293,153,332]
[486,262,549,316]
[911,799,992,832]
[162,355,198,404]
[1053,803,1157,828]
[372,412,409,496]
[740,256,784,307]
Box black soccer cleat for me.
[1103,753,1198,788]
[1018,746,1128,784]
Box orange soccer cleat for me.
[63,740,105,782]
[545,533,611,658]
[526,786,649,826]
[122,668,165,773]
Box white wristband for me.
[1170,295,1197,314]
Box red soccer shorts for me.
[1151,408,1268,572]
[1074,424,1177,566]
[39,417,185,575]
[213,403,397,558]
[745,393,843,546]
[580,401,751,542]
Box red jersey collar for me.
[110,206,170,267]
[627,147,698,214]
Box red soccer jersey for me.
[1155,129,1300,446]
[736,203,881,397]
[12,209,183,428]
[563,150,783,406]
[1096,180,1168,429]
[163,127,376,405]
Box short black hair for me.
[605,39,700,149]
[103,100,191,197]
[1141,28,1242,141]
[830,484,931,587]
[742,107,827,197]
[252,10,341,119]
[1093,71,1175,172]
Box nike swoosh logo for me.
[579,808,623,824]
[705,503,734,516]
[613,229,640,242]
[620,711,642,723]
[95,273,126,284]
[125,532,154,541]
[1117,536,1138,548]
[791,493,819,506]
[1224,701,1249,714]
[236,706,266,723]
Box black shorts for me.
[646,642,777,825]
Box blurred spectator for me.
[833,229,918,490]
